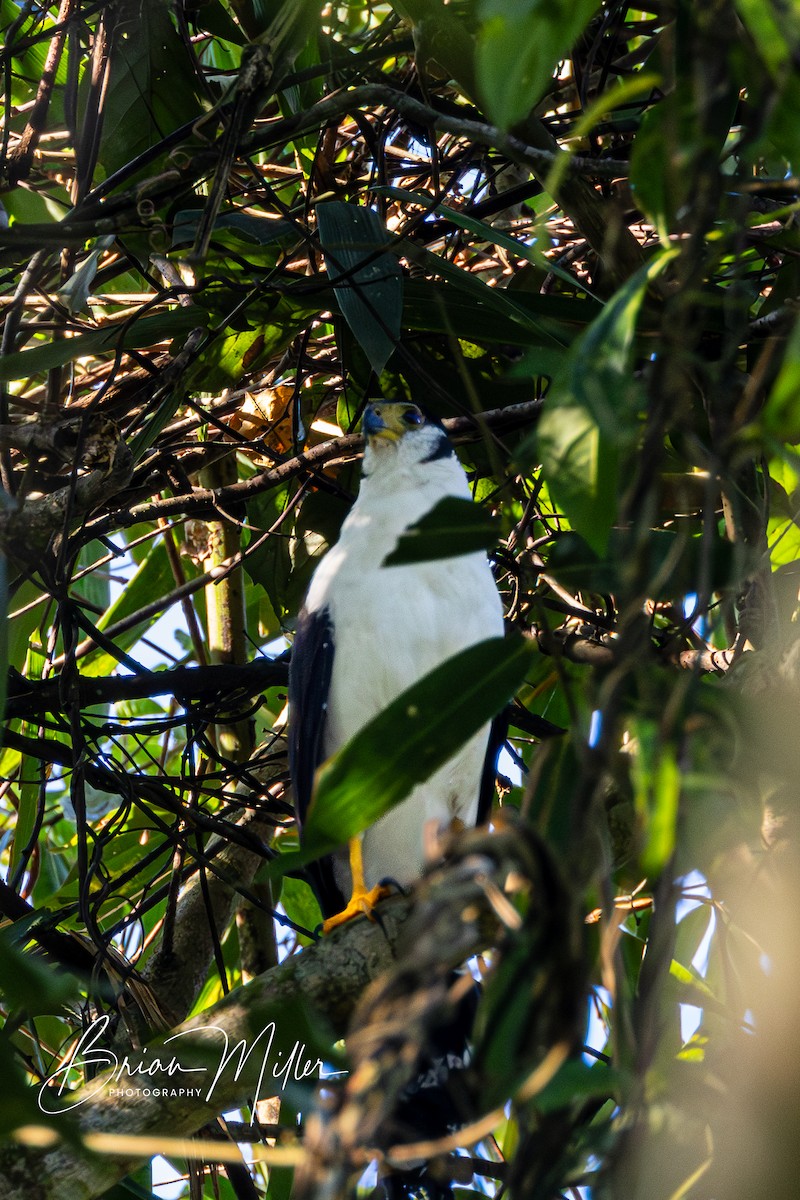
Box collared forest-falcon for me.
[288,400,505,924]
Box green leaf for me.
[476,0,601,132]
[303,635,533,855]
[73,541,112,615]
[9,757,39,883]
[0,308,203,383]
[631,717,681,876]
[537,404,619,554]
[764,315,800,441]
[630,86,698,236]
[79,540,175,676]
[316,202,403,374]
[1,1,69,101]
[402,277,583,348]
[383,497,500,566]
[183,306,307,392]
[0,925,78,1014]
[279,876,322,944]
[402,240,568,347]
[734,0,800,80]
[531,247,678,554]
[532,1058,620,1115]
[128,384,195,464]
[1,182,71,226]
[95,0,203,178]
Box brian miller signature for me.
[38,1015,325,1117]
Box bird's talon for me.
[321,883,393,933]
[377,875,409,898]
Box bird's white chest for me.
[304,474,504,889]
[308,486,502,748]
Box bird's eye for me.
[402,408,423,426]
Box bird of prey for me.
[288,399,505,926]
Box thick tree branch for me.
[0,437,133,557]
[4,659,288,721]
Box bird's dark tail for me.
[373,974,480,1200]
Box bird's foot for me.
[322,882,394,933]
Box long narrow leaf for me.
[316,202,403,374]
[304,634,532,852]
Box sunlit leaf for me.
[476,0,600,131]
[530,248,678,554]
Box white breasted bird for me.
[289,400,504,926]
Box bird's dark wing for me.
[288,605,345,918]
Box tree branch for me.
[83,400,543,540]
[4,658,288,722]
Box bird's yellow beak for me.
[362,402,401,442]
[362,402,424,442]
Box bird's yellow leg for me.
[322,835,392,932]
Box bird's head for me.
[361,401,454,475]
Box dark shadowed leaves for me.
[96,0,204,178]
[316,202,403,375]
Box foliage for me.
[1,0,800,1198]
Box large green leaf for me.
[1,0,69,106]
[316,202,403,374]
[630,86,694,236]
[383,497,500,566]
[96,0,204,177]
[476,0,601,132]
[402,240,568,347]
[302,634,533,855]
[402,278,587,348]
[530,248,678,555]
[734,0,800,80]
